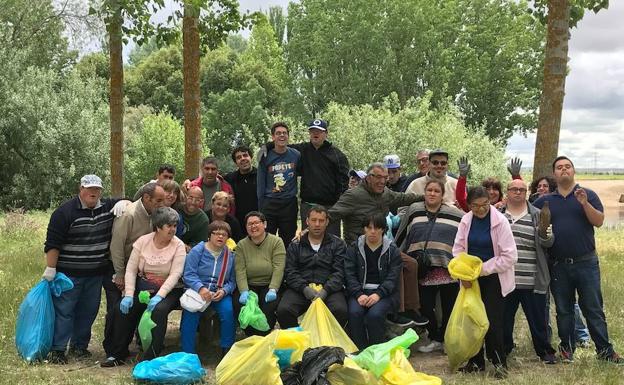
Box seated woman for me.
[345,213,402,350]
[235,211,286,336]
[452,186,517,378]
[180,220,236,358]
[101,207,186,367]
[395,179,464,353]
[208,191,244,242]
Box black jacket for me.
[224,167,258,227]
[344,236,401,302]
[291,141,350,206]
[285,233,346,294]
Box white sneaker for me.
[418,341,444,353]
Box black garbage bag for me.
[281,346,346,385]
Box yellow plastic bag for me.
[216,331,282,385]
[380,350,442,385]
[444,253,489,370]
[326,357,378,385]
[300,298,358,354]
[275,328,311,364]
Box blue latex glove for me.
[120,296,133,314]
[265,289,277,303]
[239,290,249,305]
[147,295,163,311]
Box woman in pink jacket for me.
[452,186,517,378]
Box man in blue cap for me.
[266,119,350,237]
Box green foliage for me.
[0,0,76,71]
[286,0,544,141]
[531,0,609,27]
[317,93,508,184]
[125,112,186,197]
[125,45,184,118]
[0,63,109,209]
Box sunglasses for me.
[431,160,448,166]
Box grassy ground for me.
[1,211,623,384]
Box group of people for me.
[40,118,622,379]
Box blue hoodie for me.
[183,242,236,295]
[257,147,301,208]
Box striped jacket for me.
[44,196,118,276]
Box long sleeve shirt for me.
[235,233,286,292]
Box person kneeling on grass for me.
[101,207,186,367]
[345,213,402,350]
[180,220,236,359]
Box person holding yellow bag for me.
[452,186,517,378]
[345,213,402,350]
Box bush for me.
[312,93,508,184]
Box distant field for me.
[576,174,624,180]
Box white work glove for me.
[111,199,131,217]
[43,266,56,282]
[545,224,552,239]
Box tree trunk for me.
[183,3,202,179]
[533,0,569,180]
[108,0,124,197]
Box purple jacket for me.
[452,207,518,297]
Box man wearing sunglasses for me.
[404,149,458,205]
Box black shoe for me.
[599,352,624,365]
[540,353,557,365]
[458,363,485,374]
[67,346,92,360]
[47,350,68,365]
[100,356,125,368]
[410,312,430,327]
[387,313,417,327]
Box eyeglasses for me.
[187,196,202,203]
[211,231,229,238]
[431,160,447,166]
[274,131,289,137]
[417,158,429,163]
[507,187,527,193]
[469,202,489,210]
[246,220,264,227]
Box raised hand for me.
[457,156,471,178]
[507,157,522,178]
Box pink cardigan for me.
[452,207,518,297]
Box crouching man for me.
[276,206,348,327]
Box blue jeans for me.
[348,295,396,349]
[51,275,103,351]
[180,295,235,352]
[574,303,590,342]
[550,256,613,356]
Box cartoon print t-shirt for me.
[257,147,300,207]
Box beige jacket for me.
[404,173,458,206]
[110,199,152,277]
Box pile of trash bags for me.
[216,297,442,385]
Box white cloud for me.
[507,1,624,170]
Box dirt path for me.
[575,179,624,226]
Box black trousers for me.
[468,274,506,368]
[503,288,555,358]
[419,283,459,342]
[276,288,348,328]
[233,285,279,336]
[102,269,122,357]
[108,288,183,361]
[262,197,298,247]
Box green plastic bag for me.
[238,291,269,331]
[138,290,157,350]
[353,328,419,378]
